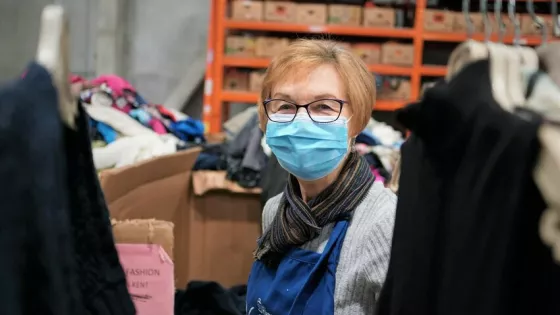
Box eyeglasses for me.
[263,98,347,123]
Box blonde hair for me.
[258,39,376,137]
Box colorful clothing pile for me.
[71,74,205,170]
[78,74,205,145]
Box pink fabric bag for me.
[116,244,174,315]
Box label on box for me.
[116,244,174,315]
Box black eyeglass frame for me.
[263,98,348,123]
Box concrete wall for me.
[0,0,209,105]
[126,0,210,104]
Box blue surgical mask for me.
[265,114,350,181]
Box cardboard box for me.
[116,244,174,315]
[255,37,290,57]
[452,12,484,33]
[363,7,395,28]
[352,43,381,64]
[112,219,174,260]
[224,69,249,91]
[381,43,414,66]
[100,148,262,288]
[249,71,267,92]
[489,14,518,34]
[328,4,362,26]
[231,0,263,21]
[264,1,296,22]
[520,14,553,36]
[296,3,327,25]
[424,9,454,32]
[378,78,411,100]
[225,36,256,57]
[192,171,262,195]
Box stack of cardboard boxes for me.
[231,1,399,28]
[224,35,413,98]
[424,9,553,36]
[225,2,414,96]
[226,1,419,101]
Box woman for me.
[246,39,397,314]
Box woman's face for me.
[269,64,353,122]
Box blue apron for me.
[246,219,349,315]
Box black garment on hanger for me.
[66,103,135,313]
[377,60,560,315]
[0,62,134,315]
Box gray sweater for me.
[261,181,397,314]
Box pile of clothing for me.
[193,107,267,189]
[356,118,403,183]
[71,74,205,170]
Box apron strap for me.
[289,219,350,314]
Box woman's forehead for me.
[271,64,345,101]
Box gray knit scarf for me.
[254,152,375,267]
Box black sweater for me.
[377,60,560,315]
[0,62,134,315]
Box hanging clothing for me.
[0,62,134,315]
[247,219,349,314]
[256,181,396,314]
[377,60,560,315]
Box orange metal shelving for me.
[204,0,548,133]
[202,0,216,133]
[224,19,417,38]
[223,56,414,76]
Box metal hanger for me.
[494,0,505,44]
[526,0,560,109]
[445,0,489,80]
[36,5,76,129]
[519,0,550,101]
[522,0,560,124]
[484,0,516,109]
[528,0,548,46]
[515,0,540,71]
[503,0,530,106]
[537,0,560,87]
[523,0,560,114]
